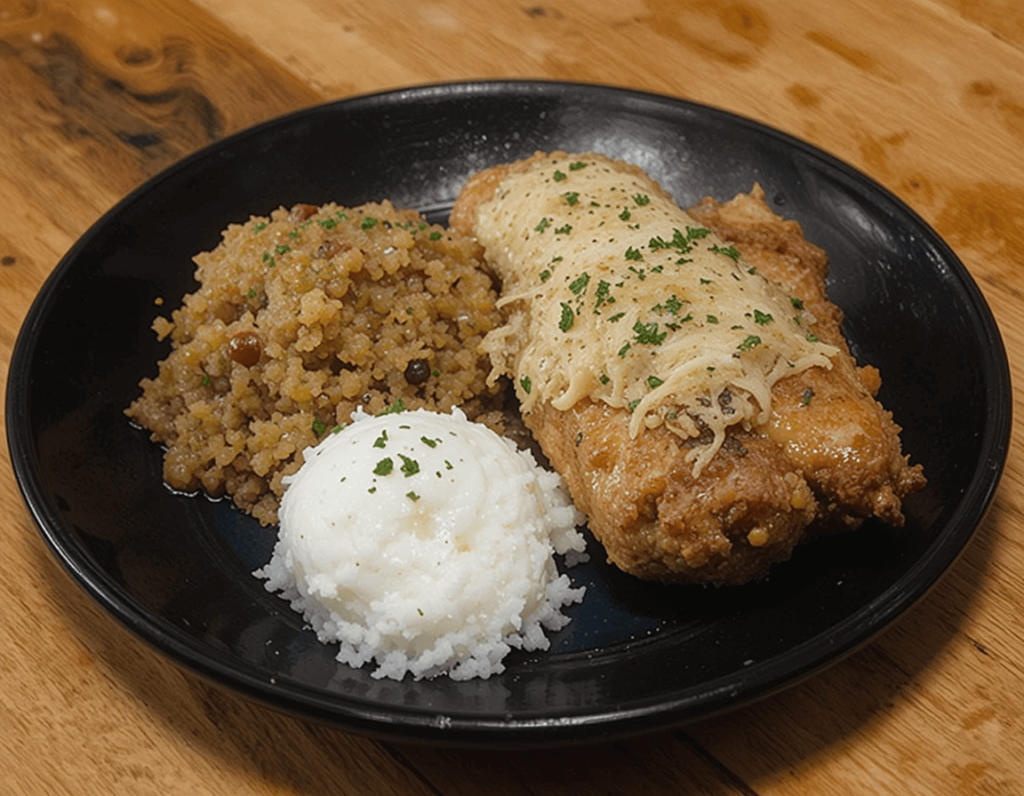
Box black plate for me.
[6,81,1011,748]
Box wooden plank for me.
[394,732,755,795]
[5,0,1024,793]
[0,0,322,269]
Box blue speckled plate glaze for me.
[6,81,1011,748]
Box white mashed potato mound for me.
[255,407,587,681]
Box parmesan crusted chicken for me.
[688,189,926,531]
[451,152,924,585]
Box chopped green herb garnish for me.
[252,222,267,233]
[553,170,567,182]
[569,161,588,171]
[599,373,610,384]
[535,217,551,233]
[738,335,762,352]
[361,216,378,230]
[398,454,420,477]
[649,226,709,255]
[421,436,439,448]
[791,296,805,310]
[311,418,328,437]
[754,309,774,325]
[625,246,643,261]
[654,294,684,316]
[628,398,641,411]
[706,315,719,324]
[633,320,667,346]
[563,191,580,206]
[806,332,820,343]
[647,375,664,389]
[377,399,407,416]
[619,208,632,222]
[559,302,575,332]
[520,375,532,395]
[406,491,420,501]
[633,193,651,206]
[710,244,741,261]
[374,458,394,476]
[568,272,590,295]
[429,231,443,240]
[247,288,257,299]
[801,387,815,406]
[617,341,632,357]
[594,279,613,311]
[202,374,211,387]
[540,269,552,282]
[373,430,388,448]
[318,218,337,230]
[608,312,626,323]
[554,224,573,235]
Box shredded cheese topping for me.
[475,153,839,475]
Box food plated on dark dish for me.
[6,82,1009,747]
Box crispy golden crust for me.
[529,399,817,584]
[688,187,926,529]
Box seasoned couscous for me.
[127,200,504,525]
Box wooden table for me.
[2,1,1022,793]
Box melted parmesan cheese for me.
[475,152,839,474]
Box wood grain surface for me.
[2,1,1023,793]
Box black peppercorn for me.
[404,358,431,385]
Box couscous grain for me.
[126,200,504,525]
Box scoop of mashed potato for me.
[255,406,587,681]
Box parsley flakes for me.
[398,454,420,477]
[737,335,762,352]
[569,272,590,295]
[559,302,575,332]
[633,320,667,346]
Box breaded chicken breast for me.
[452,152,924,584]
[688,188,926,530]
